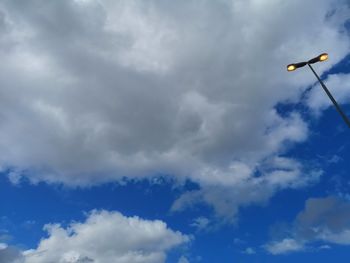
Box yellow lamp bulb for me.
[319,53,328,61]
[287,64,296,71]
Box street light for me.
[287,53,350,128]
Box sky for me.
[0,0,350,262]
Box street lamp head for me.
[286,61,307,72]
[287,53,328,72]
[285,52,350,128]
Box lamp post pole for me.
[307,63,350,128]
[287,53,350,128]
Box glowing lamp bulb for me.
[287,64,296,71]
[319,53,328,61]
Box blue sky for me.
[1,0,350,262]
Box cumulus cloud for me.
[21,210,189,263]
[0,0,349,218]
[265,196,350,254]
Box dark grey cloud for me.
[265,196,350,254]
[0,245,24,263]
[296,196,350,242]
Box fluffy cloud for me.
[21,210,189,263]
[265,196,350,254]
[0,0,349,218]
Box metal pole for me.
[307,63,350,128]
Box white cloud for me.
[178,256,190,263]
[243,247,256,255]
[318,229,350,245]
[0,243,7,250]
[319,244,331,250]
[190,217,210,231]
[265,238,304,255]
[23,210,189,263]
[0,0,349,219]
[7,170,23,185]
